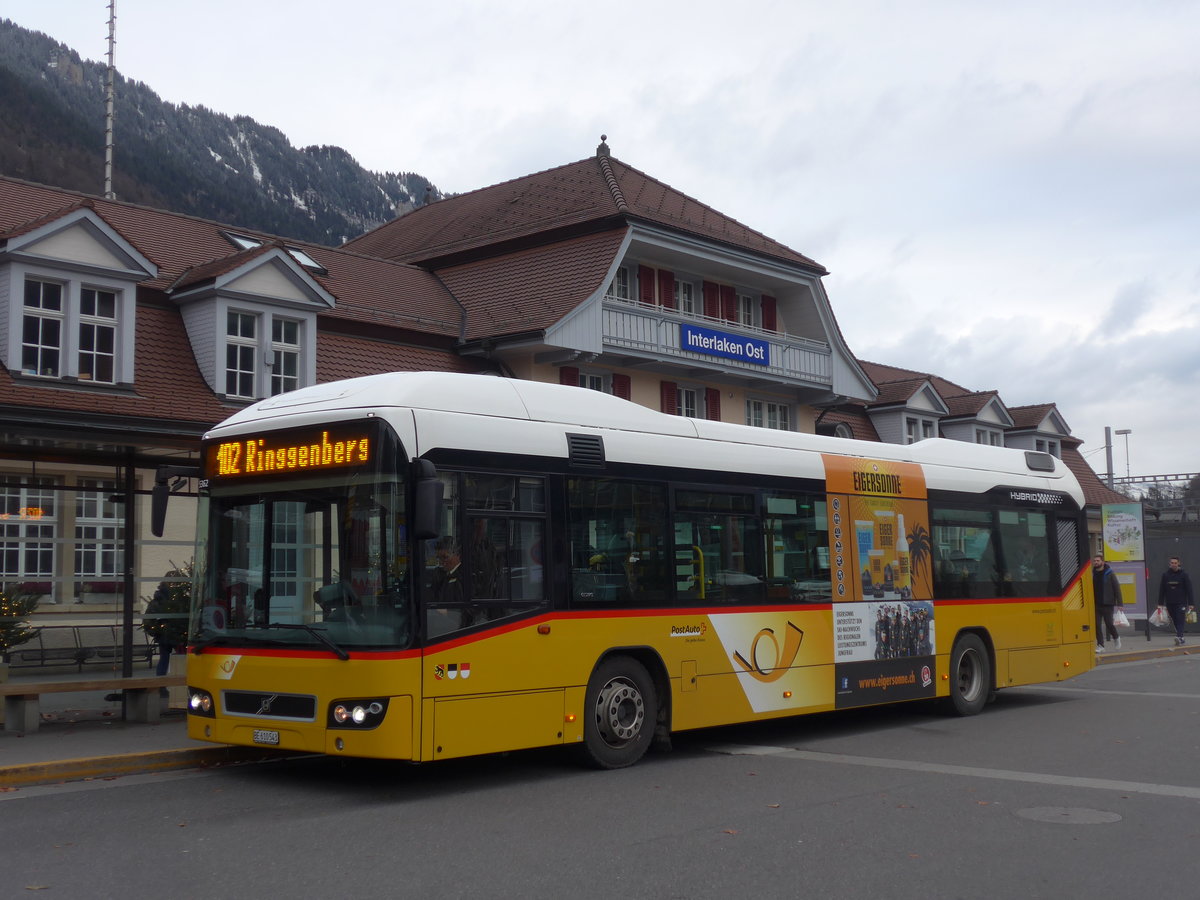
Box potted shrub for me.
[0,583,42,680]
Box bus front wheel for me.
[578,657,657,769]
[947,633,991,716]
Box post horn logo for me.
[733,622,804,683]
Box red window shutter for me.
[660,381,678,414]
[612,373,631,400]
[720,285,737,323]
[658,269,676,309]
[559,366,579,386]
[638,265,655,305]
[703,281,721,319]
[761,295,777,332]
[705,387,721,421]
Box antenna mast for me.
[103,0,116,198]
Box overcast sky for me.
[7,0,1199,484]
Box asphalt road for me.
[4,654,1197,899]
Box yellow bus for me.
[178,372,1095,768]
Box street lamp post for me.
[1116,428,1132,479]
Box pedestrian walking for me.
[1092,554,1123,653]
[1158,556,1194,646]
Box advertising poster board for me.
[1102,502,1147,621]
[823,455,937,708]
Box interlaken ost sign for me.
[680,323,770,366]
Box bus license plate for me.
[252,729,280,746]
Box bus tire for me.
[577,656,657,769]
[947,633,991,716]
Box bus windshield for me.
[191,421,410,653]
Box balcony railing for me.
[602,297,831,385]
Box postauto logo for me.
[670,622,707,638]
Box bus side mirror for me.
[151,465,200,537]
[413,459,443,541]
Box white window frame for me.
[746,398,792,431]
[218,304,315,401]
[577,370,608,394]
[11,269,135,385]
[737,293,757,328]
[677,386,699,419]
[270,317,302,396]
[906,416,936,444]
[607,267,630,300]
[675,279,695,314]
[78,287,118,384]
[0,476,58,587]
[225,310,259,399]
[1036,438,1060,458]
[74,478,123,582]
[975,427,1002,446]
[21,277,65,378]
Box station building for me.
[0,141,1117,651]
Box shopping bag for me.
[1150,606,1169,627]
[1113,607,1129,627]
[1188,607,1198,625]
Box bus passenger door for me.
[1057,516,1091,645]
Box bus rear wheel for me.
[947,633,991,716]
[578,657,657,769]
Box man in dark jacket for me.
[1158,556,1194,646]
[1092,554,1124,653]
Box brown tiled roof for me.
[316,332,491,381]
[942,391,1000,418]
[0,303,232,428]
[867,377,930,406]
[1008,403,1064,431]
[436,230,627,340]
[0,176,461,338]
[858,359,973,398]
[815,408,882,442]
[0,176,485,431]
[345,155,826,273]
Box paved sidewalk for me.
[0,669,286,788]
[1,629,1195,788]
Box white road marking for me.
[705,744,1200,800]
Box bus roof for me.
[207,371,1083,503]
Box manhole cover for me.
[1016,807,1122,825]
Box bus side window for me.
[567,477,666,607]
[931,507,997,599]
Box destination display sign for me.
[204,422,375,481]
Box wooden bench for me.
[0,675,186,733]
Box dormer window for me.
[906,416,936,443]
[18,276,129,384]
[270,318,301,395]
[225,311,258,398]
[975,428,1002,447]
[22,278,64,377]
[1036,439,1060,458]
[222,308,310,400]
[79,288,117,383]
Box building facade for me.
[0,144,1118,654]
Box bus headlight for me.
[188,688,215,717]
[329,698,388,729]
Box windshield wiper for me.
[190,629,254,653]
[265,622,351,660]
